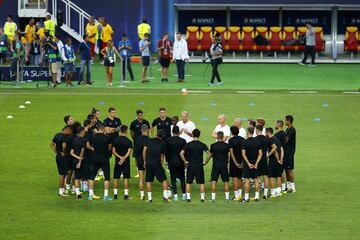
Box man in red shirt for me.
[157,32,172,82]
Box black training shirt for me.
[52,132,65,155]
[130,119,150,141]
[166,136,186,167]
[268,136,281,163]
[92,133,111,162]
[112,135,133,162]
[145,137,166,166]
[242,137,261,164]
[183,140,209,166]
[151,117,172,139]
[229,136,245,164]
[274,130,286,147]
[210,141,230,167]
[285,127,296,154]
[134,135,150,161]
[72,136,87,156]
[103,117,122,139]
[256,135,270,161]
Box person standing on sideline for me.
[157,32,172,82]
[44,14,56,37]
[0,28,8,64]
[96,17,103,61]
[78,34,92,85]
[118,33,135,81]
[137,17,151,40]
[299,23,315,67]
[62,38,76,86]
[100,40,122,87]
[139,33,151,83]
[43,31,58,87]
[53,36,63,84]
[4,15,17,42]
[28,34,41,66]
[209,35,223,86]
[100,17,113,50]
[173,32,189,83]
[176,111,196,143]
[212,114,231,143]
[24,18,35,63]
[85,16,97,60]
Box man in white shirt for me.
[212,114,230,143]
[173,32,189,83]
[233,118,246,139]
[176,111,196,143]
[54,37,64,84]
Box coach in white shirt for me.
[212,114,231,143]
[173,32,189,82]
[233,118,246,139]
[177,111,196,143]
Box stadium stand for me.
[186,26,200,51]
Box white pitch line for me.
[187,90,212,93]
[237,91,265,94]
[342,91,360,94]
[289,91,318,94]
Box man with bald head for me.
[212,114,230,143]
[176,111,196,143]
[233,118,246,139]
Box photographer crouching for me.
[208,33,223,86]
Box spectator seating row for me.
[345,26,360,52]
[186,26,325,53]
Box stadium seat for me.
[214,26,228,50]
[227,26,241,51]
[199,26,213,50]
[297,26,307,51]
[186,26,200,51]
[268,27,282,51]
[314,27,325,52]
[344,26,359,52]
[282,26,298,51]
[254,26,269,51]
[241,26,255,51]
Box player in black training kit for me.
[151,107,172,140]
[112,125,133,200]
[229,126,245,201]
[274,120,287,193]
[242,127,262,202]
[88,123,113,201]
[103,107,122,142]
[50,125,73,197]
[255,125,271,199]
[134,125,150,200]
[265,127,284,198]
[70,126,87,198]
[284,115,296,193]
[130,109,150,141]
[166,126,186,201]
[180,129,210,202]
[206,131,230,202]
[143,130,170,202]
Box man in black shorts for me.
[180,129,210,202]
[166,126,186,201]
[82,119,94,193]
[143,130,170,202]
[50,125,72,197]
[88,123,112,201]
[134,125,150,200]
[70,126,87,198]
[157,32,172,82]
[284,115,296,193]
[242,127,262,202]
[255,124,270,199]
[206,131,230,202]
[265,127,283,198]
[112,125,133,200]
[151,107,172,140]
[274,120,287,193]
[229,126,245,201]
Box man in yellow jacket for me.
[4,15,17,41]
[44,15,56,37]
[86,16,97,59]
[100,17,113,48]
[137,17,151,40]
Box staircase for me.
[18,0,92,43]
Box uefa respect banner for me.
[0,66,81,81]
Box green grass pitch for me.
[0,63,360,239]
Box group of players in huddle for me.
[50,106,296,203]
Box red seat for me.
[214,26,227,49]
[199,26,213,50]
[297,26,307,51]
[241,26,255,51]
[344,26,359,52]
[282,26,298,51]
[315,27,325,51]
[227,26,241,50]
[254,26,269,51]
[268,27,282,51]
[186,26,200,51]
